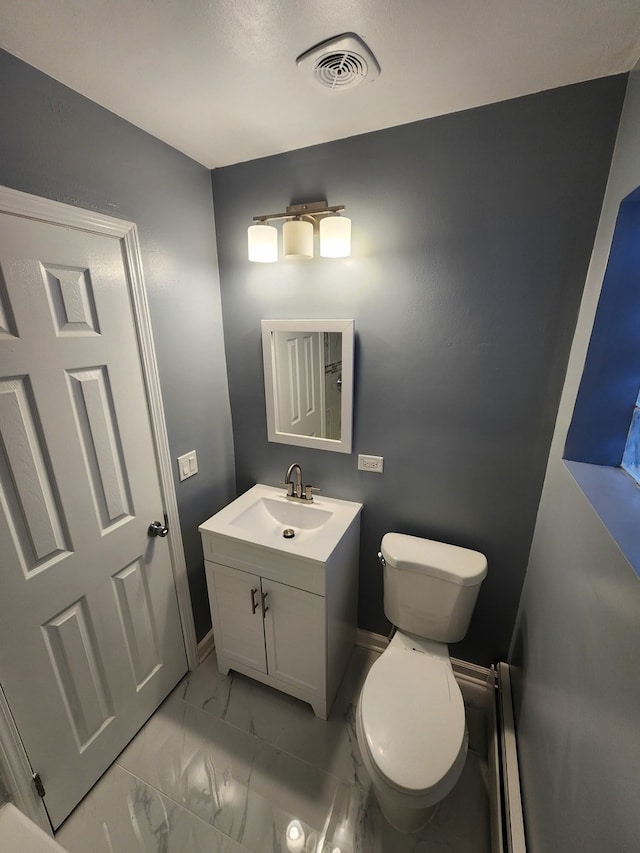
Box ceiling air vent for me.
[297,33,380,92]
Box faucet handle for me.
[304,484,320,501]
[279,481,295,497]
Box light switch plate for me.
[177,450,198,481]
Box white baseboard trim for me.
[355,628,389,654]
[356,629,494,684]
[197,629,215,664]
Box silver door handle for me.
[250,588,259,614]
[148,514,169,538]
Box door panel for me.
[0,212,187,828]
[274,331,324,437]
[112,559,161,689]
[42,600,114,751]
[263,580,325,694]
[0,376,71,571]
[207,562,267,673]
[66,366,133,528]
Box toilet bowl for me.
[356,630,468,833]
[355,532,487,833]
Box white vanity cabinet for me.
[199,485,362,719]
[205,562,325,703]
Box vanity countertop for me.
[199,483,362,565]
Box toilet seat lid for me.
[359,645,466,794]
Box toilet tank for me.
[381,533,487,643]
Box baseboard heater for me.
[443,657,527,853]
[496,662,527,853]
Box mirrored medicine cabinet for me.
[261,319,354,453]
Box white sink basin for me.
[230,496,333,533]
[199,484,362,563]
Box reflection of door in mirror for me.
[324,332,342,440]
[273,331,325,437]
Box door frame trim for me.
[0,186,198,829]
[0,684,52,834]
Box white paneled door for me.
[0,201,187,828]
[273,331,324,437]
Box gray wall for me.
[510,69,640,851]
[0,50,236,640]
[212,76,625,665]
[0,769,8,807]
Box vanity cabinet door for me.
[263,579,325,695]
[206,562,267,674]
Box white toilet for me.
[356,532,488,833]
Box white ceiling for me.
[1,0,639,169]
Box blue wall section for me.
[0,50,236,640]
[212,76,626,665]
[565,192,640,466]
[621,406,640,481]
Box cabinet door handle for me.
[250,588,259,614]
[261,590,269,617]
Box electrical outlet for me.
[177,450,198,481]
[358,454,384,473]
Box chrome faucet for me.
[284,463,303,498]
[283,463,316,502]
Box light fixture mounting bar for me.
[286,201,345,218]
[253,200,345,227]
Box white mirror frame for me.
[261,319,354,454]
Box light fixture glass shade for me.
[319,215,351,258]
[285,819,305,852]
[248,224,278,263]
[283,219,313,259]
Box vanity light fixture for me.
[319,214,351,258]
[283,217,313,259]
[285,819,305,852]
[248,201,351,262]
[247,223,278,263]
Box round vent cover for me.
[314,50,367,90]
[297,33,380,92]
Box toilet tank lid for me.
[381,533,487,586]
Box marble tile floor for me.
[56,647,493,853]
